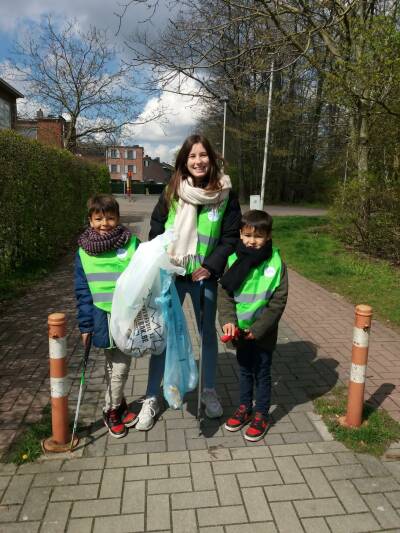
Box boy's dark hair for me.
[241,210,273,235]
[87,194,120,217]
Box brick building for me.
[16,110,70,149]
[106,145,144,182]
[0,78,24,130]
[143,155,173,184]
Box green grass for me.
[274,216,400,328]
[2,405,53,465]
[314,386,400,456]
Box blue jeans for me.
[237,340,273,416]
[146,277,218,397]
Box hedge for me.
[0,130,110,277]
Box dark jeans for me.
[237,340,273,417]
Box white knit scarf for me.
[168,174,232,269]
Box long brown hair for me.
[165,134,223,207]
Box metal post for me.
[260,60,274,210]
[339,304,373,428]
[221,96,228,159]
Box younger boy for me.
[75,194,139,438]
[218,210,288,441]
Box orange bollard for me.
[43,313,77,452]
[339,304,373,428]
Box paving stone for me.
[334,452,359,465]
[270,501,303,532]
[62,457,105,471]
[171,490,218,510]
[122,480,145,514]
[0,504,21,522]
[169,463,190,478]
[41,501,71,533]
[322,464,369,481]
[148,476,192,494]
[17,460,63,475]
[294,497,345,518]
[356,453,391,477]
[190,449,231,462]
[66,518,93,533]
[385,490,400,509]
[167,429,187,451]
[230,447,271,459]
[302,468,335,498]
[274,456,304,484]
[212,459,255,475]
[326,512,380,532]
[205,436,246,448]
[79,470,102,484]
[283,431,322,444]
[311,420,334,441]
[1,475,33,505]
[146,494,170,531]
[100,468,123,499]
[0,478,9,492]
[0,523,40,533]
[242,486,272,521]
[294,453,338,469]
[32,471,79,487]
[269,443,311,457]
[225,524,277,533]
[93,514,145,532]
[353,476,400,493]
[71,498,120,518]
[330,480,368,513]
[20,487,51,521]
[237,470,283,488]
[51,484,99,501]
[199,527,224,533]
[106,454,147,468]
[125,465,168,481]
[149,451,189,465]
[308,442,347,454]
[301,517,331,533]
[215,474,242,505]
[264,483,313,502]
[126,440,167,454]
[363,492,400,529]
[197,505,247,526]
[253,458,276,471]
[191,462,215,491]
[172,509,198,533]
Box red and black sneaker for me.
[244,412,269,442]
[103,408,127,438]
[118,398,138,428]
[224,404,252,432]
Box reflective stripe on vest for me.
[165,199,228,273]
[227,247,282,328]
[79,236,139,312]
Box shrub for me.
[0,130,110,277]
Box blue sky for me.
[0,1,204,163]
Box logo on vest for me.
[207,207,220,222]
[264,266,276,278]
[116,248,128,260]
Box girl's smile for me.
[186,142,210,181]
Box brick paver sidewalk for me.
[0,196,399,532]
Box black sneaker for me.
[224,404,252,432]
[103,408,127,438]
[118,398,138,428]
[244,412,269,442]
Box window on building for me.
[110,148,118,158]
[111,164,118,172]
[127,149,137,159]
[0,98,11,130]
[144,159,150,167]
[127,164,136,173]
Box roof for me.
[0,78,24,98]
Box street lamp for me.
[220,96,229,159]
[260,60,274,210]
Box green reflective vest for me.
[165,199,228,274]
[227,247,282,329]
[79,236,139,312]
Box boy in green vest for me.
[75,194,139,438]
[218,210,288,441]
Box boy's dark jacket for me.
[218,253,288,352]
[74,236,140,348]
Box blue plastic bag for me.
[158,270,198,409]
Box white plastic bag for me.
[110,231,185,357]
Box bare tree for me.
[13,17,156,151]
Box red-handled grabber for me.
[220,327,241,343]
